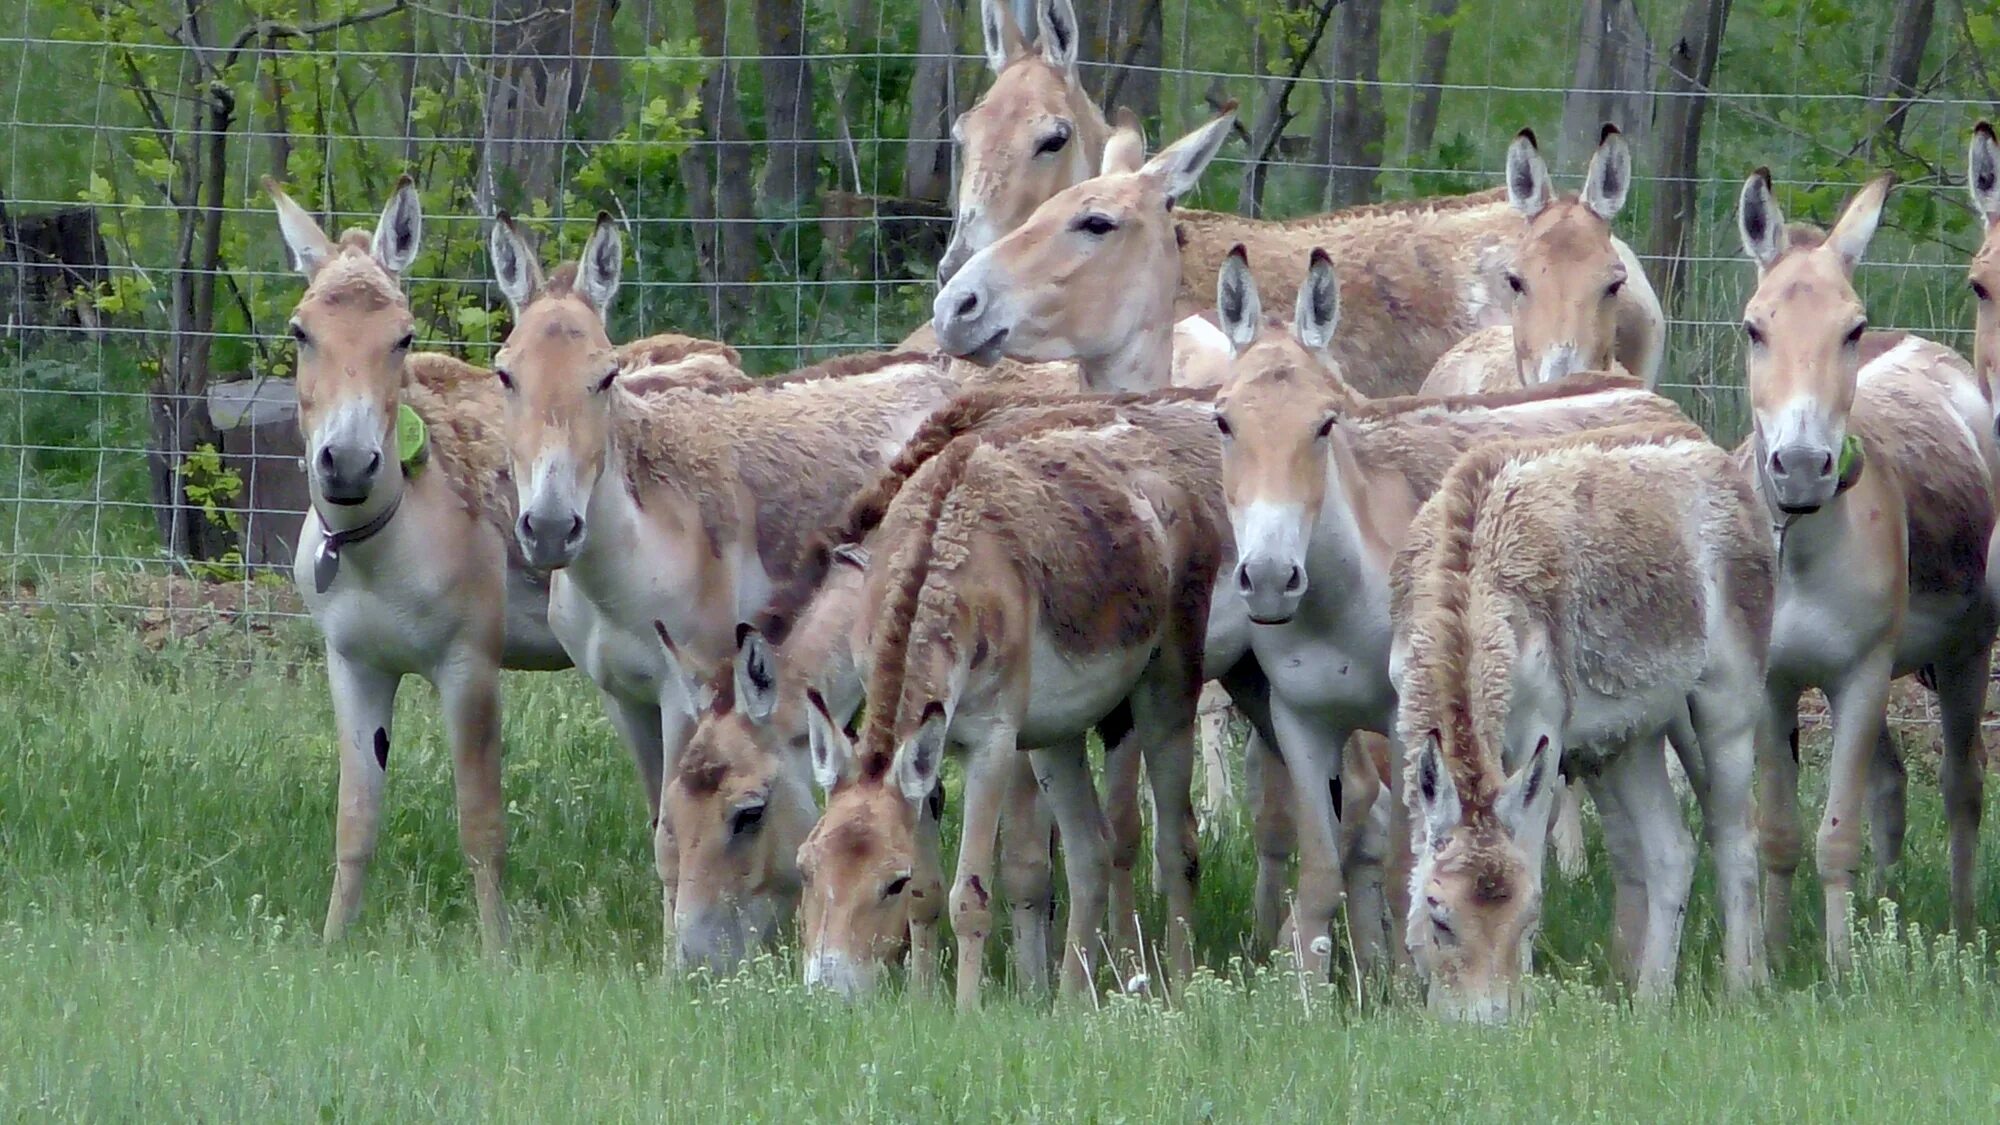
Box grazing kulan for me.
[1736,168,2000,963]
[1418,126,1661,395]
[266,176,573,955]
[1211,251,1693,975]
[798,400,1225,1007]
[485,213,960,969]
[1391,424,1773,1023]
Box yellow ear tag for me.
[397,403,430,473]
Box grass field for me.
[4,603,2000,1119]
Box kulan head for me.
[267,176,423,514]
[931,106,1237,368]
[1405,729,1558,1024]
[1736,167,1891,514]
[1502,125,1633,384]
[1211,245,1352,625]
[794,691,946,999]
[660,625,819,975]
[1966,122,2000,430]
[487,212,625,569]
[936,0,1103,285]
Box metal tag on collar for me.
[314,536,341,594]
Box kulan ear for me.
[1826,174,1893,275]
[488,213,544,315]
[372,175,423,275]
[1496,734,1555,836]
[577,211,623,315]
[1411,731,1462,845]
[1216,244,1262,353]
[1505,129,1553,220]
[734,623,779,725]
[892,701,948,805]
[1971,123,2000,227]
[1736,168,1788,274]
[1294,248,1341,353]
[1140,103,1236,206]
[652,620,706,725]
[980,0,1028,72]
[1036,0,1079,74]
[1581,123,1631,222]
[805,688,857,792]
[1101,107,1146,175]
[264,177,336,276]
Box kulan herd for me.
[257,0,2000,1022]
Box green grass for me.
[4,607,2000,1119]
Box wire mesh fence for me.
[3,0,1997,748]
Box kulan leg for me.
[436,650,511,956]
[1933,647,1992,936]
[1583,769,1645,984]
[1339,733,1391,976]
[1134,687,1202,987]
[1688,686,1769,991]
[1099,722,1145,975]
[1602,739,1696,1001]
[600,691,666,826]
[949,736,1016,1010]
[1029,745,1113,1001]
[322,650,400,945]
[1246,734,1298,955]
[998,747,1056,995]
[1266,700,1347,980]
[1866,724,1908,900]
[1814,651,1894,971]
[1755,687,1804,958]
[652,698,696,964]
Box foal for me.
[1420,125,1664,394]
[1393,424,1773,1022]
[797,402,1225,1006]
[267,177,572,953]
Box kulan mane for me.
[753,385,1218,645]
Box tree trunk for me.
[152,82,232,561]
[1326,0,1385,207]
[1403,0,1458,161]
[1870,0,1936,159]
[755,0,819,210]
[479,0,578,214]
[1238,0,1341,218]
[903,0,964,203]
[576,0,623,141]
[1558,0,1655,174]
[1097,0,1162,122]
[681,0,758,331]
[1646,0,1732,312]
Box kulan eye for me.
[882,875,910,899]
[1505,272,1525,295]
[1071,214,1116,236]
[731,803,767,836]
[495,368,515,391]
[1036,122,1072,156]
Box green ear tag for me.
[1836,432,1861,481]
[397,403,430,472]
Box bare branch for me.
[223,0,410,72]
